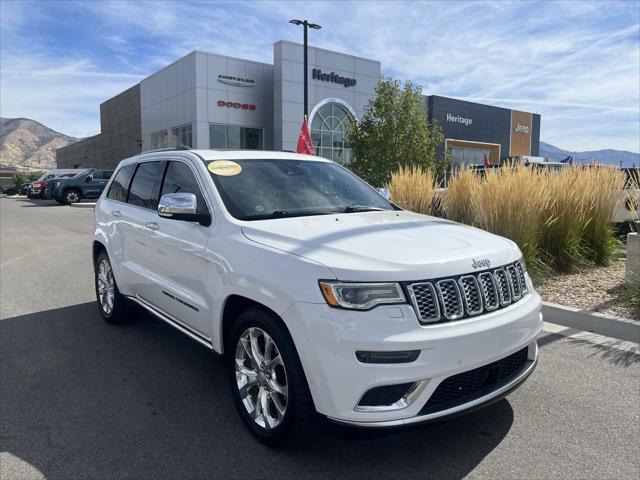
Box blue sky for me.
[1,0,639,153]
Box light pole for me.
[289,19,321,118]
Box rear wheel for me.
[63,189,81,205]
[95,251,129,323]
[228,308,317,447]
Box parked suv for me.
[93,149,542,446]
[49,168,113,204]
[28,169,81,199]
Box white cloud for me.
[1,0,638,152]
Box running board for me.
[128,295,213,349]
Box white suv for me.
[93,149,542,446]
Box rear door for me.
[139,158,212,339]
[117,160,166,298]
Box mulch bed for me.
[534,259,639,320]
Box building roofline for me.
[425,94,538,116]
[275,39,381,65]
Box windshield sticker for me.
[208,160,242,176]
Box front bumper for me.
[282,290,543,425]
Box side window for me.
[127,161,165,209]
[106,164,136,202]
[160,161,207,213]
[95,170,113,180]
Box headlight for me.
[319,281,405,310]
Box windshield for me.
[206,159,394,220]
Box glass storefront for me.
[449,146,492,166]
[209,124,263,150]
[150,130,168,149]
[310,101,354,164]
[172,124,193,148]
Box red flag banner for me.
[483,152,491,168]
[296,116,315,155]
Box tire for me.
[228,308,317,447]
[63,189,81,205]
[95,250,130,323]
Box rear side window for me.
[93,170,113,180]
[160,161,207,214]
[106,164,136,202]
[127,161,165,209]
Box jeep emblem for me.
[472,258,491,269]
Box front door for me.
[139,158,212,339]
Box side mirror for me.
[377,187,391,201]
[158,193,211,226]
[85,175,93,182]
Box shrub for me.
[386,165,439,215]
[12,171,27,187]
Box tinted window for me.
[106,164,136,202]
[94,170,113,180]
[127,161,165,209]
[161,161,207,213]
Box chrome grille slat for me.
[478,272,499,311]
[408,261,527,324]
[435,279,464,320]
[407,282,440,322]
[458,276,483,315]
[494,268,512,306]
[506,265,522,300]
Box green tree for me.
[12,171,27,187]
[28,171,43,181]
[347,77,447,187]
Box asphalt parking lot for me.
[1,197,639,480]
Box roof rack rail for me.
[144,146,191,153]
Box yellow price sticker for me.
[208,160,242,176]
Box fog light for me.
[355,350,420,364]
[358,383,415,407]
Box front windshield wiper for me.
[341,206,388,213]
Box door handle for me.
[111,210,121,217]
[144,221,160,231]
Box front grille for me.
[419,346,529,415]
[408,260,528,324]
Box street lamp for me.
[289,19,321,118]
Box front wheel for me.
[228,308,317,447]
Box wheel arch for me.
[219,294,287,354]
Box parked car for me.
[93,149,542,446]
[28,169,83,199]
[19,182,32,195]
[48,169,113,204]
[1,185,19,195]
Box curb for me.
[542,302,639,343]
[70,202,96,208]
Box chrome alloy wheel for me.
[97,259,115,315]
[235,327,289,429]
[66,191,79,203]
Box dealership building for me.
[56,40,540,169]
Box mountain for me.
[540,141,639,168]
[0,118,78,172]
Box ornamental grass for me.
[388,162,627,276]
[386,165,439,215]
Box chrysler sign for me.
[217,74,256,87]
[312,69,357,88]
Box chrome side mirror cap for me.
[158,193,211,226]
[377,187,391,201]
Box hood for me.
[241,210,521,282]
